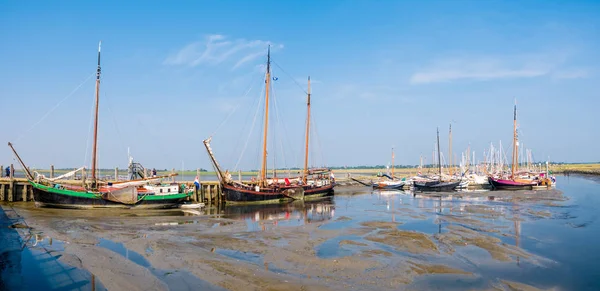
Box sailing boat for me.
[414,128,461,192]
[372,147,406,190]
[7,42,192,209]
[488,103,538,190]
[203,47,335,204]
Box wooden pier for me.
[0,164,228,204]
[0,178,225,205]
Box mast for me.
[7,142,34,181]
[467,144,470,173]
[449,124,452,176]
[391,147,395,178]
[437,128,442,181]
[260,46,271,187]
[511,103,517,179]
[91,41,102,188]
[303,76,311,184]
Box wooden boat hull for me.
[372,181,405,190]
[31,182,190,209]
[223,183,334,204]
[488,177,536,190]
[414,181,460,192]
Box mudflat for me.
[1,180,587,290]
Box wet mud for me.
[2,176,598,290]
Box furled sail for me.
[35,167,86,182]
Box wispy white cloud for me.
[164,34,283,70]
[552,68,589,79]
[409,53,586,84]
[232,51,264,70]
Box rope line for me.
[234,81,265,171]
[231,79,262,170]
[210,73,261,137]
[272,61,308,95]
[104,91,126,160]
[83,82,97,168]
[15,72,95,143]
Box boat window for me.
[168,188,171,193]
[160,189,163,193]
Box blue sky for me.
[1,0,598,171]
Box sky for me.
[0,0,599,172]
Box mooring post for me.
[0,183,5,201]
[22,184,27,201]
[214,185,218,204]
[207,185,212,205]
[217,184,221,204]
[0,165,3,178]
[198,170,204,202]
[82,167,86,187]
[28,184,33,201]
[8,164,14,202]
[50,164,54,179]
[218,184,222,204]
[8,179,14,202]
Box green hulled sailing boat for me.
[8,42,192,209]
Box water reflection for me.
[20,234,105,290]
[221,198,335,231]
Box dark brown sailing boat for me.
[414,128,460,192]
[203,47,335,204]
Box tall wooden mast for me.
[303,76,311,184]
[467,144,471,173]
[511,103,517,179]
[449,123,452,176]
[391,147,395,178]
[260,46,271,187]
[91,41,102,188]
[437,127,442,180]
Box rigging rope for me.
[15,72,95,143]
[311,110,327,167]
[83,82,97,169]
[270,84,289,172]
[231,82,262,170]
[103,90,126,160]
[272,61,308,95]
[210,73,260,137]
[234,80,265,171]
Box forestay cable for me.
[234,80,265,171]
[210,73,260,137]
[272,61,308,95]
[15,72,95,143]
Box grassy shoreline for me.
[11,163,600,178]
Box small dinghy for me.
[179,202,205,209]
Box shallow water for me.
[0,220,106,290]
[216,175,600,290]
[96,237,225,291]
[3,175,599,290]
